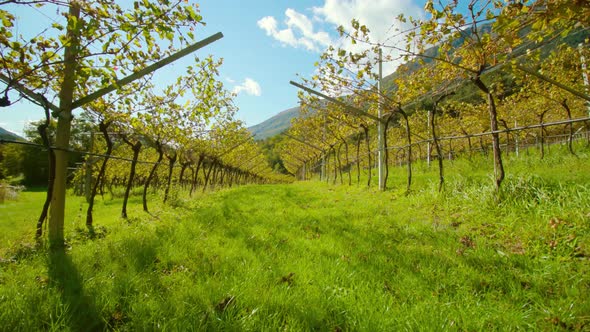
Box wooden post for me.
[49,2,81,248]
[84,131,94,203]
[377,48,386,191]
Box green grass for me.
[0,144,589,330]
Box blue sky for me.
[1,0,424,137]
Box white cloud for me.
[314,0,423,74]
[232,78,262,96]
[258,1,423,75]
[312,0,421,41]
[257,9,333,52]
[257,16,279,37]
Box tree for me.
[0,142,23,181]
[1,0,208,247]
[514,46,588,156]
[401,1,515,190]
[259,135,289,174]
[335,1,585,191]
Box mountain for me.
[248,106,301,140]
[0,126,25,142]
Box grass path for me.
[1,150,590,330]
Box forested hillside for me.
[0,126,23,141]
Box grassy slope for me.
[0,145,589,331]
[0,126,25,141]
[248,106,301,140]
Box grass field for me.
[1,145,589,330]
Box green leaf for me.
[166,30,174,41]
[486,10,495,20]
[67,15,78,31]
[1,13,13,28]
[186,5,201,22]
